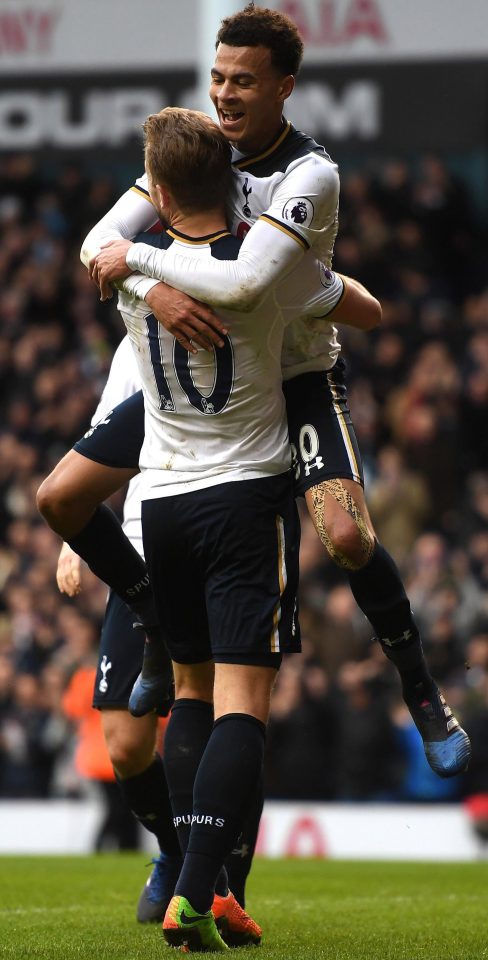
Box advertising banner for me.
[1,2,486,163]
[1,61,486,157]
[1,0,487,74]
[0,800,480,859]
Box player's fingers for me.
[188,317,225,350]
[176,329,198,354]
[56,557,81,597]
[56,572,66,594]
[191,308,228,346]
[64,554,81,594]
[164,319,201,353]
[91,261,101,289]
[56,564,71,595]
[192,307,228,336]
[65,565,78,594]
[88,255,97,280]
[99,269,113,302]
[187,328,217,352]
[70,558,81,593]
[63,576,79,597]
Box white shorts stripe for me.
[326,372,361,482]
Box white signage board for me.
[0,801,481,859]
[0,0,487,75]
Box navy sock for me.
[164,698,230,900]
[116,754,180,858]
[225,778,263,907]
[348,541,431,691]
[68,504,155,620]
[163,699,214,856]
[175,713,266,914]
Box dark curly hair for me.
[216,3,304,77]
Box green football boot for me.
[163,895,229,952]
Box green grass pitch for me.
[0,855,487,959]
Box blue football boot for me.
[405,682,471,778]
[129,622,174,717]
[136,853,182,924]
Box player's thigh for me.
[38,448,136,513]
[142,476,300,666]
[213,663,279,724]
[283,362,364,497]
[203,474,301,661]
[141,497,212,667]
[93,590,147,710]
[172,660,215,703]
[73,390,145,471]
[38,392,145,517]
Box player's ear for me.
[156,184,168,208]
[278,74,295,103]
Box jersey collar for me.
[232,120,292,170]
[166,226,232,245]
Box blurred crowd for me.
[1,152,488,822]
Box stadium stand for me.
[1,152,488,806]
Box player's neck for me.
[169,208,228,238]
[231,116,286,157]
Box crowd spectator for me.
[61,624,139,850]
[1,151,488,804]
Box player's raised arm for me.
[124,156,340,312]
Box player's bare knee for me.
[105,731,155,778]
[37,473,74,524]
[101,709,157,778]
[36,474,58,522]
[309,479,374,571]
[326,518,373,570]
[37,472,95,536]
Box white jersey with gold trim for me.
[117,224,341,499]
[124,122,342,378]
[229,122,341,380]
[228,121,339,265]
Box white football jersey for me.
[228,121,338,265]
[90,337,144,557]
[230,123,340,380]
[128,122,342,379]
[117,225,340,499]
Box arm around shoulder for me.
[331,275,382,331]
[80,185,158,268]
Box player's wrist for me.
[126,243,143,271]
[144,281,165,303]
[123,274,160,301]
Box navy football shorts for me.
[283,360,364,497]
[92,590,145,709]
[142,473,300,667]
[74,390,144,470]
